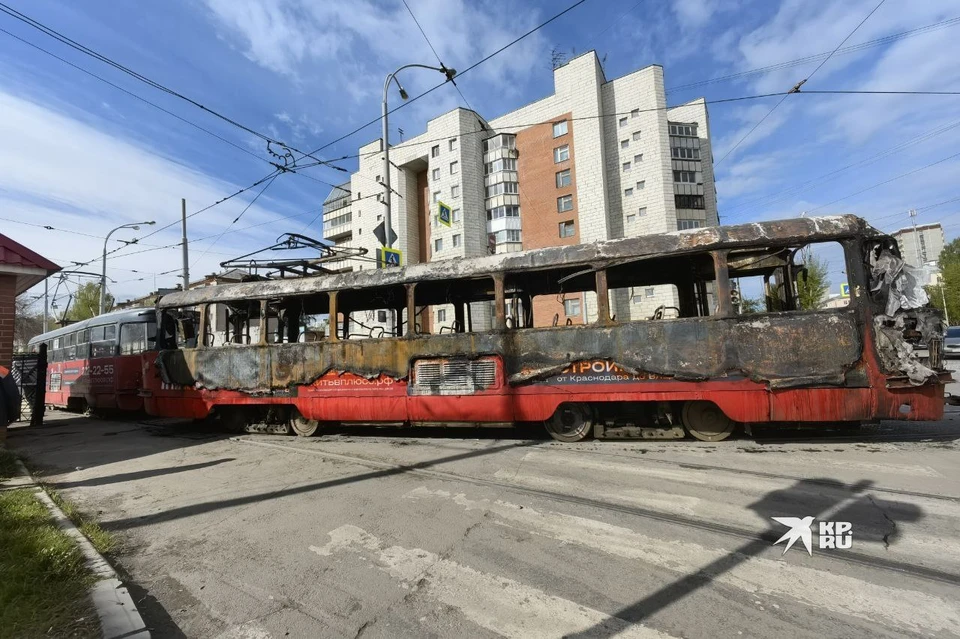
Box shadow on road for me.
[566,478,925,639]
[103,439,537,530]
[50,458,236,489]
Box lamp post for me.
[100,221,155,314]
[381,63,456,253]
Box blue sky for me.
[2,0,958,307]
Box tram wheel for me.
[288,409,320,437]
[544,404,593,442]
[681,401,736,442]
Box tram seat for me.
[303,330,324,342]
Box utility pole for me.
[940,278,951,326]
[43,279,48,333]
[909,208,921,265]
[181,198,190,290]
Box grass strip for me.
[42,485,118,557]
[0,488,100,639]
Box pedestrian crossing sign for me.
[437,201,452,227]
[377,247,402,268]
[840,282,850,298]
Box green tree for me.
[925,239,960,325]
[796,253,829,310]
[739,297,763,314]
[66,282,113,322]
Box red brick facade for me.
[516,112,584,327]
[0,274,16,370]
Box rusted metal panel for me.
[157,215,881,309]
[157,309,863,392]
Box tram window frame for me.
[725,241,849,314]
[504,266,597,329]
[604,251,717,321]
[413,276,496,335]
[119,322,149,355]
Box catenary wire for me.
[714,0,887,168]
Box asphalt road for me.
[8,411,960,639]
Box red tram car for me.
[27,308,157,413]
[139,216,949,442]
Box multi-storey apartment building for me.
[320,50,717,333]
[893,222,945,267]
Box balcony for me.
[323,212,353,240]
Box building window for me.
[677,219,704,230]
[645,287,655,297]
[437,309,447,322]
[626,213,636,224]
[452,208,461,222]
[669,124,697,136]
[631,108,639,118]
[432,190,440,203]
[432,168,440,181]
[450,161,459,174]
[638,207,647,217]
[435,237,443,252]
[449,138,457,151]
[486,205,521,220]
[552,120,568,137]
[485,158,517,174]
[634,154,643,163]
[673,170,698,183]
[624,187,633,197]
[556,169,571,188]
[675,194,705,209]
[451,185,460,198]
[559,221,575,238]
[486,182,519,197]
[557,195,573,212]
[622,161,631,172]
[671,147,701,160]
[632,131,641,141]
[453,234,461,247]
[636,180,645,190]
[563,297,581,317]
[619,117,627,127]
[554,145,570,163]
[620,139,629,149]
[377,310,387,323]
[431,145,440,157]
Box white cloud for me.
[0,90,293,300]
[200,0,550,106]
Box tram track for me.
[556,447,960,504]
[232,436,960,587]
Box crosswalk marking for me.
[404,487,960,635]
[310,524,676,639]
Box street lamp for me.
[100,221,155,314]
[381,63,456,254]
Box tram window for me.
[504,266,596,329]
[413,277,496,334]
[727,241,847,313]
[104,325,117,341]
[119,322,148,355]
[89,326,104,342]
[605,252,715,320]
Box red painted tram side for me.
[139,216,949,442]
[27,309,157,413]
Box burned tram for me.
[142,215,948,442]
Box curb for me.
[10,460,151,639]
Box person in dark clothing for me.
[0,365,21,428]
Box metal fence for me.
[10,348,45,425]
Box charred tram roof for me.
[157,215,884,309]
